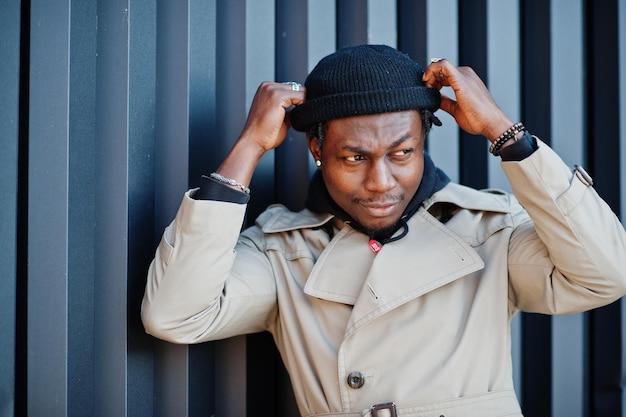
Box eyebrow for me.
[342,133,414,153]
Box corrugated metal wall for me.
[1,0,625,416]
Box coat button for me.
[346,371,365,388]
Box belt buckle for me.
[370,402,397,417]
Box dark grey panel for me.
[0,1,21,416]
[127,0,158,416]
[27,0,71,415]
[68,0,98,415]
[154,0,190,416]
[94,0,132,415]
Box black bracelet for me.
[489,122,525,155]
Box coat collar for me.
[260,182,513,234]
[303,208,487,336]
[258,183,516,335]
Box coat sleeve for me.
[504,138,626,314]
[141,191,278,344]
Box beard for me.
[358,219,403,241]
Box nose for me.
[364,159,395,193]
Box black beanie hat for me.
[290,44,441,132]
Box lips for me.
[359,201,400,217]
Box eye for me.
[391,148,414,160]
[345,154,365,162]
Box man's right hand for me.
[239,81,307,152]
[213,81,306,193]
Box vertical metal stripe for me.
[245,0,276,221]
[487,0,521,192]
[426,0,459,182]
[245,2,306,416]
[619,4,626,415]
[188,0,217,189]
[15,3,31,414]
[307,0,336,73]
[27,0,70,415]
[153,0,190,416]
[397,0,428,65]
[306,0,337,180]
[550,0,584,166]
[275,0,309,212]
[520,1,553,414]
[127,0,160,416]
[187,2,218,414]
[586,0,623,414]
[622,0,626,225]
[214,2,248,416]
[458,0,488,189]
[486,0,523,396]
[550,2,585,417]
[126,3,159,416]
[94,0,132,415]
[68,0,98,414]
[0,0,21,415]
[0,15,19,417]
[367,0,396,46]
[336,0,368,48]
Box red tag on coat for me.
[368,239,382,253]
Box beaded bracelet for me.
[209,172,251,194]
[489,122,526,155]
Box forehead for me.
[325,110,424,148]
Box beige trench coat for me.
[142,140,626,417]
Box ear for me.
[307,136,322,162]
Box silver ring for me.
[430,57,443,63]
[282,81,301,91]
[438,70,445,82]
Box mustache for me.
[352,194,405,205]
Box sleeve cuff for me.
[191,175,250,204]
[497,131,538,161]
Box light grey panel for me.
[245,0,276,217]
[486,0,520,193]
[486,0,521,395]
[426,0,459,182]
[551,0,584,167]
[245,0,274,109]
[27,0,70,415]
[552,314,584,417]
[550,2,585,416]
[307,0,336,74]
[0,1,20,416]
[367,0,397,46]
[307,0,336,177]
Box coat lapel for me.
[304,225,375,305]
[303,208,485,336]
[345,210,484,336]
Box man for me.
[141,45,626,417]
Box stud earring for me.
[315,160,322,167]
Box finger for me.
[437,93,457,117]
[276,82,305,109]
[422,58,449,89]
